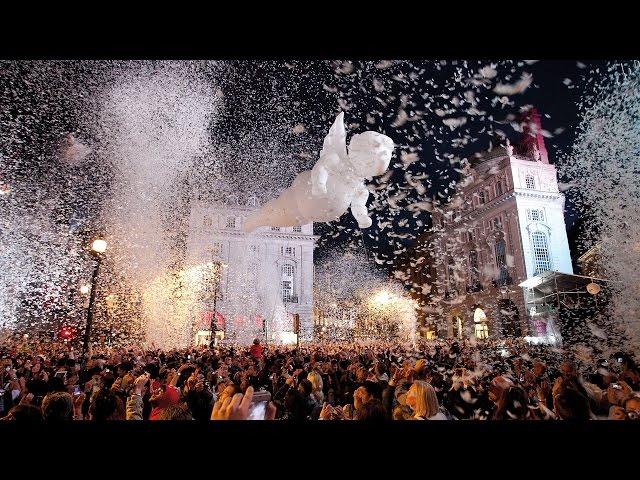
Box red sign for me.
[233,315,246,330]
[199,311,225,330]
[215,311,225,329]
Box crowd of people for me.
[1,333,639,422]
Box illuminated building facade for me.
[186,197,317,343]
[429,108,573,340]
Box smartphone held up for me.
[247,390,271,420]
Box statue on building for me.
[505,138,514,159]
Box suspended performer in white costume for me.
[243,112,394,232]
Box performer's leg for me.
[243,187,302,232]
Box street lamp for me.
[208,262,226,348]
[372,290,392,306]
[82,237,107,359]
[91,239,107,254]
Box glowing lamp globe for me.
[91,239,107,254]
[373,290,391,305]
[586,282,601,295]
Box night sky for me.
[310,60,610,264]
[0,59,612,267]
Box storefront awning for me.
[518,271,611,306]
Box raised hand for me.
[211,386,255,420]
[319,402,334,420]
[73,392,86,419]
[133,373,149,395]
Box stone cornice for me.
[205,228,320,242]
[513,190,564,201]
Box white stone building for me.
[429,109,572,341]
[185,196,317,344]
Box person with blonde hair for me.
[307,371,324,404]
[406,380,447,420]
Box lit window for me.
[474,323,489,339]
[531,231,552,275]
[473,308,489,339]
[453,316,463,339]
[525,174,535,190]
[474,307,487,323]
[226,217,236,229]
[281,263,295,302]
[293,226,302,233]
[281,264,294,278]
[495,181,503,196]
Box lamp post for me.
[82,238,107,359]
[264,312,268,346]
[209,282,219,347]
[209,262,225,348]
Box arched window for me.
[473,308,489,339]
[495,181,503,196]
[495,239,509,285]
[531,231,552,275]
[452,315,463,339]
[281,264,295,302]
[469,250,479,286]
[447,255,456,294]
[525,174,535,190]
